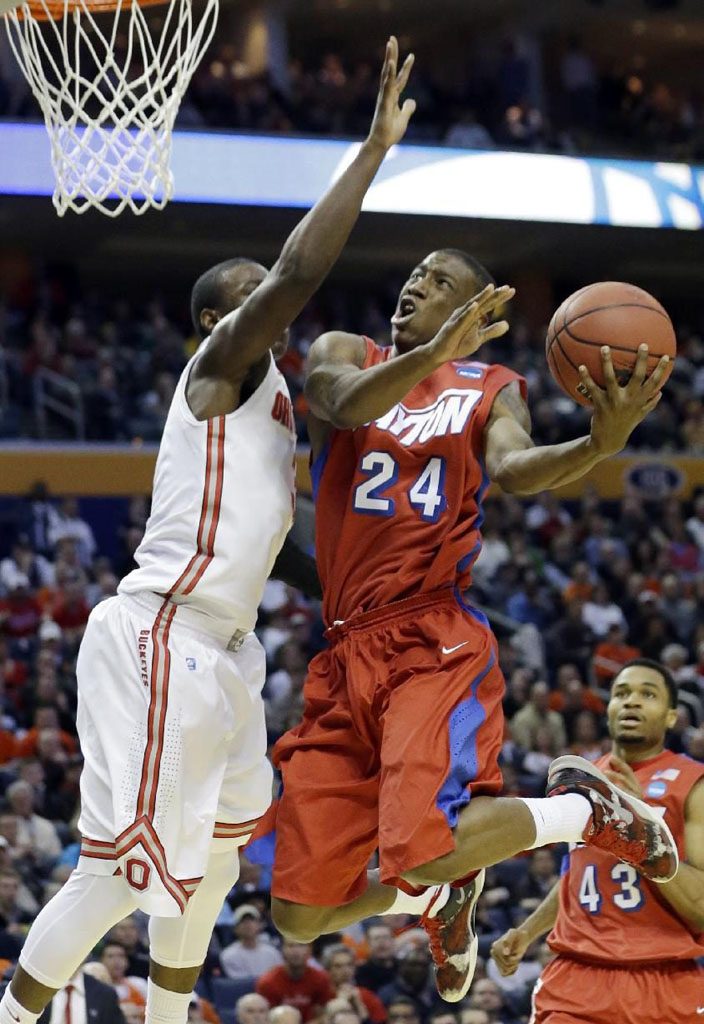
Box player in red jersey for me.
[248,250,676,1001]
[491,658,704,1024]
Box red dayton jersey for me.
[312,338,525,625]
[549,749,704,964]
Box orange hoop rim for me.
[17,0,167,22]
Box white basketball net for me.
[3,0,218,216]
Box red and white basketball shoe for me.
[547,754,679,882]
[419,869,486,1002]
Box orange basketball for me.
[545,282,676,407]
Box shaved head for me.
[190,258,266,337]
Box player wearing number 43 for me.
[247,250,676,1003]
[491,659,704,1024]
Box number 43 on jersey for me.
[353,452,447,522]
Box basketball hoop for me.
[3,0,218,216]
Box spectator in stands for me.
[236,994,271,1024]
[322,944,386,1024]
[426,1011,456,1024]
[377,948,436,1020]
[444,110,494,150]
[591,623,640,684]
[384,999,419,1024]
[686,493,704,551]
[221,904,283,979]
[51,573,91,642]
[187,992,222,1024]
[0,535,54,594]
[40,964,126,1024]
[544,600,595,679]
[581,582,626,638]
[22,482,56,559]
[0,869,34,934]
[561,562,593,605]
[560,37,597,128]
[107,916,150,980]
[568,710,603,761]
[99,941,148,1007]
[548,673,605,742]
[510,682,567,753]
[6,779,61,866]
[15,705,77,759]
[355,925,397,993]
[514,850,558,908]
[505,572,552,630]
[47,497,96,567]
[0,575,42,638]
[466,979,515,1023]
[256,941,335,1023]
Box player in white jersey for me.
[0,36,416,1024]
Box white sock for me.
[0,989,40,1024]
[520,794,592,849]
[385,884,450,917]
[146,982,193,1024]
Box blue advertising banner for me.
[1,122,703,229]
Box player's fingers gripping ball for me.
[546,281,676,406]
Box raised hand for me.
[367,36,416,151]
[425,284,515,367]
[490,927,530,977]
[581,344,670,457]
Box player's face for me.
[218,263,290,360]
[391,252,481,351]
[607,666,676,748]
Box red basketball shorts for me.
[530,955,704,1024]
[251,588,505,907]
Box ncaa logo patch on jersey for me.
[185,657,197,671]
[646,780,668,798]
[454,366,484,380]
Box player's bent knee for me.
[270,897,330,943]
[403,857,458,887]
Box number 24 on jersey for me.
[353,452,447,522]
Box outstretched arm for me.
[193,38,415,391]
[484,345,670,496]
[305,286,513,429]
[490,881,560,976]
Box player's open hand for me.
[425,283,515,367]
[604,755,644,800]
[490,927,530,977]
[581,344,670,458]
[366,36,416,151]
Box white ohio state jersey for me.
[119,344,296,636]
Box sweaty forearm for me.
[517,883,560,944]
[657,862,704,932]
[495,435,607,496]
[313,344,436,428]
[277,140,387,286]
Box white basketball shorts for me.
[76,591,273,916]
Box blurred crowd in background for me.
[1,30,703,162]
[2,265,704,452]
